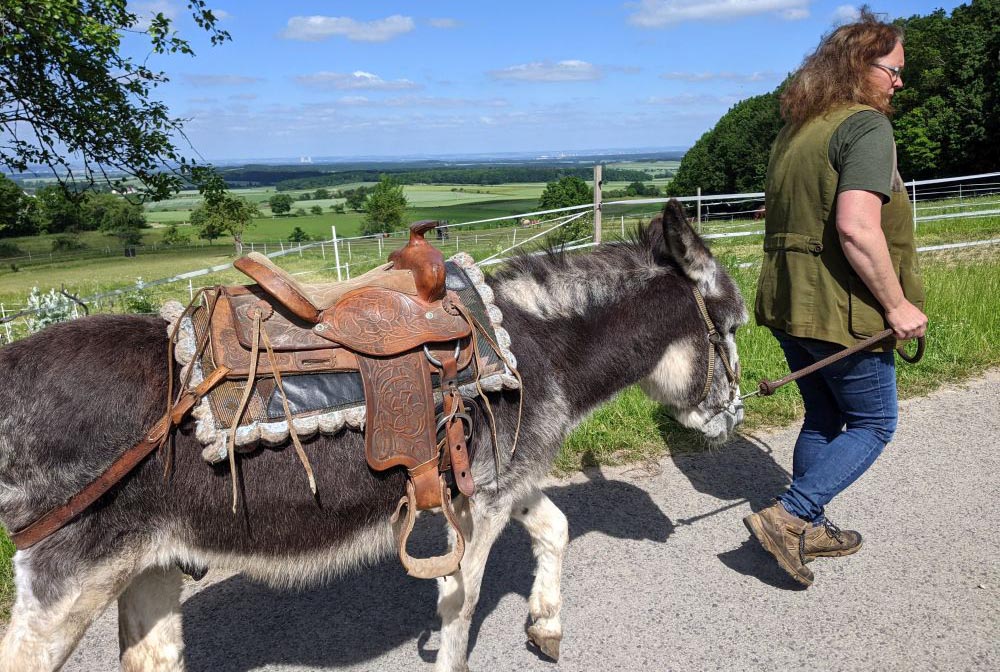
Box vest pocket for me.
[847,274,888,338]
[763,232,823,254]
[756,232,824,329]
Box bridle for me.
[691,285,741,406]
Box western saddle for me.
[12,220,501,580]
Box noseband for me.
[691,286,740,404]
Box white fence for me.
[2,169,999,341]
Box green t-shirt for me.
[829,110,895,203]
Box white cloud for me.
[489,60,602,82]
[183,74,263,86]
[780,7,810,20]
[659,70,776,82]
[281,15,415,42]
[213,9,231,21]
[644,93,740,106]
[833,5,861,22]
[627,0,810,27]
[295,71,420,91]
[229,93,258,100]
[335,95,508,109]
[428,18,460,29]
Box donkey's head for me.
[640,200,748,444]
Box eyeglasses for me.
[871,63,903,80]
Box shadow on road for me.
[180,468,674,671]
[662,422,806,590]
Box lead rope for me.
[691,286,719,403]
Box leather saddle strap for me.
[11,365,230,550]
[259,324,318,496]
[439,353,475,498]
[227,311,263,512]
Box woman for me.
[744,8,927,587]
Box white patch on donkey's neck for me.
[497,260,663,320]
[639,338,697,406]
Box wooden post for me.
[188,279,194,301]
[696,187,702,233]
[378,236,383,258]
[621,215,625,237]
[321,241,326,260]
[332,226,342,281]
[1,303,11,343]
[593,164,603,244]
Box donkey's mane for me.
[492,219,667,284]
[489,220,677,320]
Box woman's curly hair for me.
[780,7,904,128]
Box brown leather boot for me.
[743,501,814,586]
[802,520,862,563]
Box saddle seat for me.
[233,253,418,323]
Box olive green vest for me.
[754,104,925,350]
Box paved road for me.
[65,371,999,671]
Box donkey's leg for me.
[511,489,569,661]
[436,494,511,672]
[0,551,136,672]
[117,565,185,672]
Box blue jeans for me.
[772,330,898,523]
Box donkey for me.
[0,200,747,672]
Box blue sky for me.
[132,0,965,161]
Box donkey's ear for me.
[659,199,718,292]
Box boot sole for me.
[743,515,814,587]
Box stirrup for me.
[391,476,465,579]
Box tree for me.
[667,91,783,196]
[97,198,147,248]
[0,175,35,237]
[309,205,323,216]
[288,227,310,243]
[537,176,593,245]
[0,1,230,199]
[192,170,260,253]
[362,176,408,235]
[344,187,370,212]
[269,193,294,216]
[33,184,85,234]
[313,188,331,200]
[161,223,191,246]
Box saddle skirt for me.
[163,253,518,464]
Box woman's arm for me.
[836,189,927,339]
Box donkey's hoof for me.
[527,624,561,661]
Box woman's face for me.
[867,41,905,102]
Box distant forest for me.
[669,0,999,196]
[218,165,671,191]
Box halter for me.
[691,285,741,404]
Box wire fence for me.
[2,169,999,343]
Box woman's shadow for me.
[180,467,675,671]
[655,408,808,591]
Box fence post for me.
[332,226,342,281]
[348,241,352,261]
[911,181,918,230]
[188,279,194,301]
[696,187,702,233]
[593,164,603,245]
[280,241,284,253]
[1,303,10,343]
[621,215,625,237]
[321,241,326,260]
[378,236,383,258]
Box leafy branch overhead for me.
[0,1,230,200]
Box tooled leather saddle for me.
[206,220,481,578]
